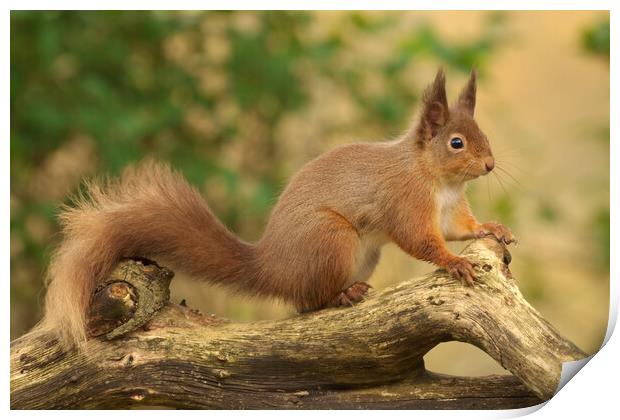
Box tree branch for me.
[10,238,586,409]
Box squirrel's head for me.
[413,68,494,184]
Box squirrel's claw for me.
[447,257,477,286]
[479,222,517,246]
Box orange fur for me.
[40,68,514,348]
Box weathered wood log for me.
[87,258,173,339]
[10,238,586,409]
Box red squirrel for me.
[41,68,515,348]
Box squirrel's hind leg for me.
[292,210,364,313]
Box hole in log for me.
[503,251,512,266]
[425,342,510,377]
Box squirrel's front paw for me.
[477,222,517,245]
[446,257,477,286]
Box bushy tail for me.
[40,161,257,348]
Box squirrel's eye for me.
[450,137,464,149]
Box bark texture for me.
[10,238,587,409]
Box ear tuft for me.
[417,68,449,140]
[457,69,477,116]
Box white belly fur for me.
[436,185,462,237]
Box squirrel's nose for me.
[484,157,495,172]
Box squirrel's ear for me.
[417,68,449,140]
[457,69,477,116]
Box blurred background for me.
[10,11,609,376]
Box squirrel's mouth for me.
[466,170,492,183]
[449,163,487,183]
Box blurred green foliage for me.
[581,18,609,58]
[11,11,504,182]
[592,207,610,271]
[491,194,515,226]
[537,201,559,223]
[580,16,609,272]
[10,10,504,270]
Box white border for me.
[4,3,616,419]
